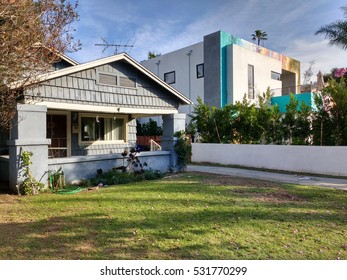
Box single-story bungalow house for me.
[0,52,191,193]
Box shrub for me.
[87,169,164,187]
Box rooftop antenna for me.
[95,38,135,54]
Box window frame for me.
[79,113,127,145]
[97,71,137,89]
[271,71,281,81]
[164,71,176,84]
[248,64,255,99]
[196,63,204,78]
[97,71,118,87]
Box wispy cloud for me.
[69,0,347,76]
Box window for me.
[248,65,255,99]
[164,71,175,84]
[196,63,204,78]
[119,76,136,88]
[80,114,125,143]
[99,73,117,86]
[271,71,281,81]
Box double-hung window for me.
[80,114,126,143]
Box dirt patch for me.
[196,172,305,203]
[245,191,305,203]
[0,194,20,205]
[200,173,280,188]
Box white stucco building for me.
[141,30,300,123]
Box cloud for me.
[285,37,347,77]
[68,0,347,78]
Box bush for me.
[87,169,164,187]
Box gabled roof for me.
[32,53,192,105]
[57,53,79,66]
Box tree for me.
[315,6,347,50]
[303,60,315,85]
[0,0,80,129]
[256,88,273,144]
[251,30,268,46]
[148,51,161,59]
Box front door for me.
[47,114,68,158]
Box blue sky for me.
[69,0,346,78]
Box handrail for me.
[149,139,162,151]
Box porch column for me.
[7,104,50,193]
[161,113,186,172]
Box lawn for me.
[0,172,346,260]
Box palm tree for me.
[315,6,347,50]
[251,30,268,46]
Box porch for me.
[5,104,185,193]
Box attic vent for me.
[119,76,136,88]
[99,73,117,86]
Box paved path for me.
[187,165,347,191]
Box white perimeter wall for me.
[192,143,347,177]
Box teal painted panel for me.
[271,92,315,113]
[220,31,231,107]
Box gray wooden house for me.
[0,53,191,192]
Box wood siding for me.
[26,61,179,110]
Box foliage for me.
[174,130,192,170]
[233,96,260,143]
[190,85,347,146]
[18,150,44,195]
[0,0,80,129]
[303,60,315,85]
[116,147,148,174]
[148,51,161,59]
[251,29,268,46]
[315,6,347,50]
[137,119,163,136]
[87,168,164,187]
[323,77,347,145]
[48,167,66,193]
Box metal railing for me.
[269,84,321,96]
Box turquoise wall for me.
[220,31,231,107]
[271,92,315,113]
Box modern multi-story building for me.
[141,30,301,121]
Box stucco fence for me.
[191,143,347,177]
[48,151,171,183]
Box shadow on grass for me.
[1,173,346,260]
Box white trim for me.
[79,113,127,145]
[58,53,79,66]
[36,101,178,115]
[47,110,71,157]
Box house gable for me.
[24,53,190,116]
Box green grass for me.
[0,172,346,260]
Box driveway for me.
[187,165,347,191]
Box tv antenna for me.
[95,38,135,54]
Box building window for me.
[196,63,204,78]
[119,76,136,88]
[271,71,281,81]
[164,71,175,84]
[98,73,117,86]
[80,114,126,143]
[248,64,255,99]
